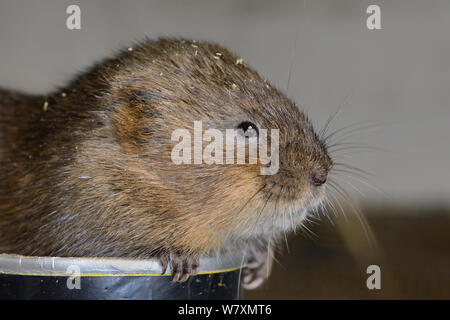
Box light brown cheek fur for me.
[159,167,264,254]
[72,136,266,256]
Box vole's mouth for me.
[233,184,328,239]
[261,177,327,207]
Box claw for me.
[172,272,181,283]
[158,251,200,283]
[157,252,169,275]
[242,244,274,290]
[179,273,190,282]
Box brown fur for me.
[0,38,331,260]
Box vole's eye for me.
[237,121,259,138]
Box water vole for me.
[0,38,332,287]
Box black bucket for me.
[0,253,244,300]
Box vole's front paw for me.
[242,245,274,290]
[158,251,200,283]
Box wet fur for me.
[0,39,331,266]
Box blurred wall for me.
[0,0,449,206]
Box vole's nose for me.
[309,172,328,186]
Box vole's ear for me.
[111,89,160,154]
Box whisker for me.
[328,142,385,153]
[327,180,376,246]
[330,170,389,198]
[289,211,297,234]
[298,220,318,240]
[265,237,272,290]
[268,244,285,271]
[331,169,372,184]
[283,220,290,253]
[237,183,267,216]
[333,162,374,177]
[323,193,339,219]
[322,201,336,226]
[320,88,356,140]
[286,30,299,94]
[236,246,248,298]
[330,150,377,157]
[326,183,349,222]
[320,105,343,139]
[334,177,367,199]
[324,122,384,145]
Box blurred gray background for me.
[1,0,449,207]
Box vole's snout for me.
[309,172,328,186]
